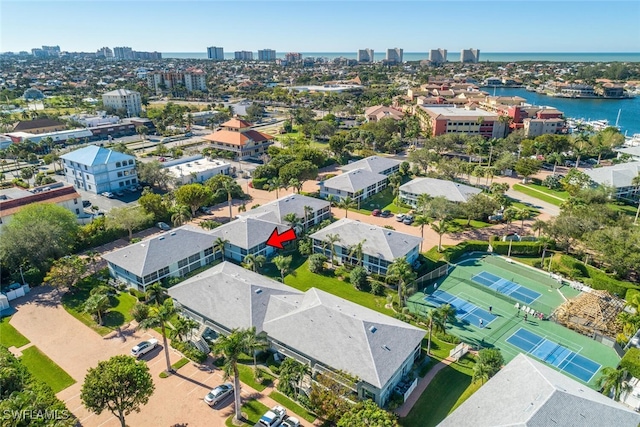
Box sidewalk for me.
[395,357,455,418]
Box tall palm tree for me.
[243,254,266,273]
[424,309,444,355]
[431,219,451,252]
[326,194,337,214]
[283,212,303,234]
[472,360,491,384]
[337,196,356,218]
[273,255,292,282]
[171,205,192,227]
[324,233,341,267]
[597,367,631,401]
[213,329,248,423]
[268,177,283,199]
[169,316,198,342]
[387,257,417,308]
[146,282,166,306]
[303,205,314,229]
[222,179,236,221]
[214,237,228,260]
[243,327,268,373]
[531,219,547,238]
[414,215,430,252]
[348,239,366,266]
[289,178,302,194]
[138,299,177,374]
[632,173,640,225]
[437,303,456,330]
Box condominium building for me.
[101,89,142,116]
[96,47,113,59]
[114,46,134,60]
[386,48,403,64]
[184,68,207,92]
[461,48,480,63]
[357,48,374,62]
[207,46,224,61]
[429,48,447,64]
[258,49,276,61]
[284,52,302,63]
[234,51,254,61]
[416,105,507,138]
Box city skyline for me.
[1,1,639,53]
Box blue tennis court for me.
[506,328,601,383]
[424,290,496,329]
[472,271,541,304]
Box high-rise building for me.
[258,49,276,61]
[114,46,134,60]
[429,48,447,64]
[97,47,114,59]
[184,68,207,92]
[357,48,374,62]
[42,45,61,57]
[386,48,403,64]
[102,89,142,117]
[207,46,224,61]
[234,51,254,61]
[460,48,480,63]
[284,52,302,63]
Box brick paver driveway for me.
[9,287,310,427]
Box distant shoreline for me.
[162,52,640,62]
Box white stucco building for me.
[102,89,142,117]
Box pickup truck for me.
[254,405,286,427]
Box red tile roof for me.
[203,129,273,146]
[221,118,253,129]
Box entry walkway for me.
[395,357,455,418]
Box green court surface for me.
[407,253,620,389]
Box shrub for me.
[370,280,386,296]
[435,331,461,344]
[172,340,208,363]
[252,177,269,190]
[442,240,489,262]
[130,237,142,244]
[491,241,543,256]
[334,265,350,280]
[350,266,368,290]
[308,254,327,274]
[387,392,404,410]
[128,288,147,301]
[620,348,640,379]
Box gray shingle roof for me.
[209,217,290,249]
[585,162,640,188]
[321,169,387,193]
[60,145,135,166]
[237,194,329,224]
[309,218,422,261]
[168,262,302,333]
[101,225,214,277]
[167,262,425,389]
[341,155,402,175]
[439,353,640,427]
[399,178,482,202]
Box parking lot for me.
[8,287,311,427]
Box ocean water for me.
[163,52,640,62]
[491,87,640,136]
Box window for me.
[84,165,88,170]
[128,160,134,165]
[178,258,189,268]
[204,247,214,256]
[116,162,121,168]
[74,198,78,204]
[75,208,80,214]
[188,253,200,263]
[118,172,123,177]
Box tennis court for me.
[506,328,601,383]
[424,290,496,329]
[472,271,541,304]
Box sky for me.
[1,0,639,53]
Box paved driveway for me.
[9,287,310,427]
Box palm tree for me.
[273,255,292,282]
[424,309,444,355]
[326,194,337,214]
[324,233,341,267]
[243,327,268,373]
[348,239,367,266]
[84,293,110,325]
[632,173,640,225]
[222,179,237,221]
[437,303,456,330]
[214,237,228,260]
[213,329,248,423]
[472,360,491,384]
[416,194,432,216]
[243,254,266,273]
[289,178,302,194]
[138,299,177,374]
[597,367,631,401]
[283,212,303,234]
[414,215,430,252]
[171,205,192,227]
[431,219,451,252]
[337,196,356,218]
[531,219,546,237]
[387,257,417,308]
[169,316,198,342]
[268,177,283,199]
[146,282,166,306]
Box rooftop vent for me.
[255,288,263,294]
[158,236,165,240]
[382,345,390,351]
[369,326,377,333]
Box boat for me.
[624,133,640,147]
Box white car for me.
[281,416,300,427]
[255,405,286,427]
[204,383,234,406]
[130,339,159,358]
[395,213,406,222]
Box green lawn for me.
[512,184,563,206]
[526,183,570,200]
[238,363,274,392]
[225,399,270,427]
[20,346,76,393]
[400,355,477,427]
[0,317,30,348]
[62,280,138,336]
[355,188,411,215]
[269,391,316,423]
[284,261,392,315]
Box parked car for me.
[403,215,414,225]
[157,222,171,231]
[130,339,159,358]
[281,416,300,427]
[395,213,406,222]
[502,233,521,242]
[204,383,234,406]
[82,200,92,208]
[101,191,114,198]
[255,406,286,427]
[380,210,392,218]
[115,190,125,197]
[372,209,381,217]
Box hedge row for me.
[442,241,489,262]
[621,348,640,379]
[252,177,269,190]
[492,241,544,256]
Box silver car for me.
[204,383,234,406]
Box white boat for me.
[624,133,640,147]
